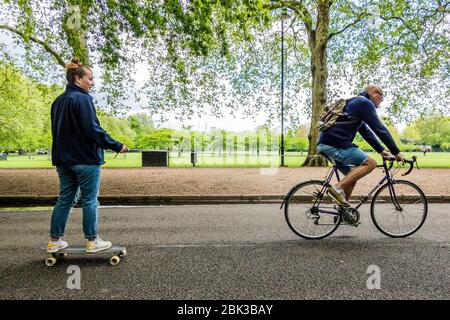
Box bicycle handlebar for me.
[382,155,418,176]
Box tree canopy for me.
[0,62,61,152]
[1,0,449,165]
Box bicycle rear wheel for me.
[284,180,341,240]
[371,180,428,238]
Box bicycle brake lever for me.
[401,159,414,176]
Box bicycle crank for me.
[341,207,361,227]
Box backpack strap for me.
[334,117,360,125]
[334,99,360,126]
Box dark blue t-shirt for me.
[318,92,400,155]
[51,84,123,166]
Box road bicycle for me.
[281,155,428,239]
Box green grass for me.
[0,154,54,168]
[0,151,448,168]
[370,152,450,168]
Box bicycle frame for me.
[282,155,424,239]
[313,159,403,215]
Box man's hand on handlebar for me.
[379,150,392,158]
[394,152,405,163]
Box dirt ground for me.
[0,167,448,196]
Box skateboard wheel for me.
[119,250,126,257]
[110,256,120,266]
[45,257,57,267]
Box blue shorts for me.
[317,144,369,175]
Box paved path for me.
[0,204,448,299]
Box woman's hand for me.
[120,145,130,153]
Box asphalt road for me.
[0,204,448,300]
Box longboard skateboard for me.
[41,245,127,267]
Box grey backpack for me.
[318,98,358,131]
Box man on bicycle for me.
[317,84,404,207]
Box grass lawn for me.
[0,151,448,168]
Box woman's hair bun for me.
[65,57,83,70]
[65,57,89,84]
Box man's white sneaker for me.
[327,184,350,207]
[85,237,112,253]
[47,239,69,253]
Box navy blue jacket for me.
[51,84,123,166]
[318,92,400,155]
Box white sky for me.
[126,61,273,132]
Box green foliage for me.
[1,0,271,113]
[400,143,422,152]
[2,0,448,119]
[401,114,450,148]
[127,113,154,135]
[1,0,448,164]
[0,62,62,152]
[285,130,308,151]
[440,142,450,151]
[97,113,137,148]
[353,135,373,152]
[135,128,177,150]
[331,0,450,121]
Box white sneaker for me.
[47,239,69,253]
[85,237,112,253]
[327,184,350,207]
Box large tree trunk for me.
[63,1,90,65]
[301,1,332,167]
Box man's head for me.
[364,84,384,108]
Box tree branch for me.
[263,1,313,36]
[0,24,66,68]
[328,11,368,40]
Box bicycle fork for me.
[387,182,403,211]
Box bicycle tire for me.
[371,180,428,238]
[284,180,341,240]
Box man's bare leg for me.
[344,181,357,200]
[336,158,377,199]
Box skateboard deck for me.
[41,245,126,267]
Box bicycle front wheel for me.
[371,180,428,238]
[284,180,341,240]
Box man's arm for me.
[354,100,401,155]
[358,123,385,153]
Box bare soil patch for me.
[0,167,448,196]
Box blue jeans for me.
[50,165,101,239]
[317,144,369,175]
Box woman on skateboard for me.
[47,57,129,253]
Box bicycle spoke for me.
[285,181,340,239]
[371,180,427,238]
